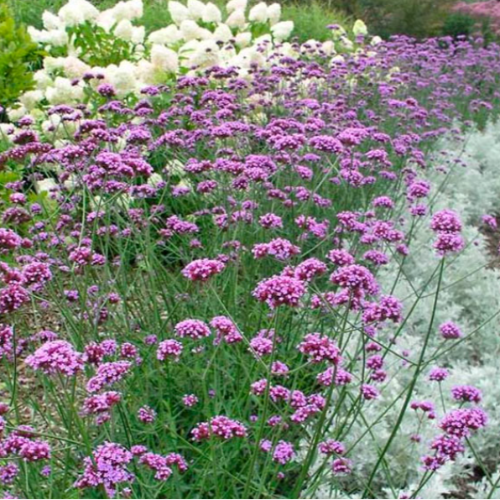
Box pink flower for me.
[259,213,283,229]
[182,258,225,282]
[0,285,30,314]
[182,394,199,407]
[332,457,352,475]
[451,385,482,404]
[249,336,274,357]
[361,384,380,401]
[253,275,306,308]
[272,441,295,465]
[294,258,327,281]
[439,321,463,340]
[330,265,379,297]
[138,406,156,423]
[0,228,22,254]
[157,339,183,361]
[174,319,211,340]
[210,316,243,344]
[319,440,346,456]
[326,249,355,266]
[74,442,134,496]
[191,416,247,441]
[440,407,488,438]
[297,333,341,364]
[86,361,132,393]
[26,340,84,377]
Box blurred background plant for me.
[8,0,498,42]
[0,1,43,115]
[7,0,350,41]
[450,1,500,43]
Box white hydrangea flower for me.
[0,124,16,140]
[45,77,84,104]
[52,29,71,47]
[35,178,58,194]
[202,3,222,23]
[226,0,247,14]
[63,175,79,189]
[234,31,252,48]
[148,25,183,45]
[212,24,233,43]
[19,91,45,111]
[42,11,63,30]
[232,46,264,68]
[248,2,268,23]
[219,44,236,64]
[136,60,156,83]
[112,0,144,21]
[33,71,53,91]
[58,0,99,26]
[131,26,145,44]
[7,106,28,122]
[166,159,186,176]
[148,173,164,188]
[352,19,368,37]
[114,19,135,41]
[321,40,335,55]
[340,37,354,50]
[371,35,382,46]
[44,57,66,73]
[281,42,299,58]
[41,113,62,134]
[226,9,246,29]
[267,3,281,25]
[168,1,191,25]
[151,44,179,73]
[271,21,293,41]
[27,27,48,44]
[331,54,345,64]
[96,10,117,31]
[185,39,220,69]
[63,56,91,79]
[129,0,144,19]
[106,61,140,96]
[254,33,271,45]
[58,7,85,26]
[187,0,205,20]
[180,19,204,41]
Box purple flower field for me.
[2,0,500,498]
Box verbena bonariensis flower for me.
[86,361,132,393]
[174,319,211,340]
[181,258,225,282]
[210,316,243,344]
[74,442,134,497]
[297,333,341,364]
[0,228,22,254]
[191,416,247,441]
[253,275,306,308]
[25,340,84,376]
[157,339,183,361]
[272,441,296,465]
[439,321,463,340]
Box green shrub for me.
[327,0,456,39]
[442,12,476,39]
[282,1,352,43]
[368,0,456,38]
[0,2,42,114]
